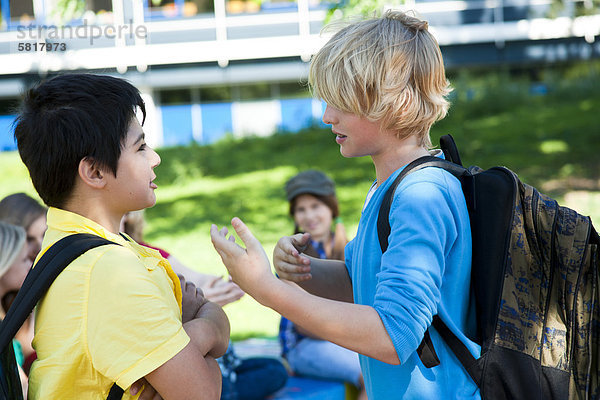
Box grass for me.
[1,64,599,340]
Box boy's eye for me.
[138,143,147,151]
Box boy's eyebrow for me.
[133,133,145,145]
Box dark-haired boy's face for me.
[104,119,161,214]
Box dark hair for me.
[289,193,339,224]
[14,73,146,208]
[0,193,47,229]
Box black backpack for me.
[378,134,600,400]
[0,233,125,400]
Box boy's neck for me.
[372,139,430,185]
[63,195,123,235]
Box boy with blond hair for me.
[15,73,230,399]
[211,10,480,399]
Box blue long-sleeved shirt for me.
[345,161,481,399]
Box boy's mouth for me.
[334,132,347,144]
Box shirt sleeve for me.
[344,239,355,278]
[374,172,459,364]
[86,246,190,389]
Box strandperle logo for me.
[16,19,147,46]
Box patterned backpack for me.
[378,134,599,399]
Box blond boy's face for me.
[322,104,390,159]
[104,119,161,215]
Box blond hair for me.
[0,222,26,279]
[309,10,451,147]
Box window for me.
[278,81,310,99]
[8,0,34,24]
[89,0,112,13]
[160,88,192,105]
[238,83,271,100]
[200,86,232,102]
[0,98,19,115]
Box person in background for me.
[122,210,244,307]
[218,341,288,400]
[279,170,366,399]
[0,221,33,398]
[0,193,47,265]
[0,193,47,375]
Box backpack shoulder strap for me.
[0,233,125,400]
[440,134,463,166]
[376,150,474,370]
[0,233,116,348]
[377,156,467,253]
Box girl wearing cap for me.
[279,170,366,399]
[0,221,32,398]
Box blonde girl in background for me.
[0,222,32,398]
[0,193,47,377]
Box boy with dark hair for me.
[15,73,230,399]
[211,11,479,399]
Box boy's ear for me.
[78,157,107,189]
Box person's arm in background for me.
[168,255,245,307]
[18,365,27,399]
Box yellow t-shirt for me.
[28,208,190,400]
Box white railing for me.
[0,0,597,76]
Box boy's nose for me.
[322,105,338,125]
[150,147,161,168]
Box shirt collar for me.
[45,207,126,244]
[43,207,183,310]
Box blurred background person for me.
[218,340,288,400]
[0,221,32,398]
[0,193,47,264]
[279,170,367,399]
[0,192,47,376]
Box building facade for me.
[0,0,598,150]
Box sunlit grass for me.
[1,67,599,340]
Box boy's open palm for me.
[210,217,277,301]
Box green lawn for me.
[1,65,599,340]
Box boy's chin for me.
[139,194,157,209]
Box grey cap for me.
[285,170,336,201]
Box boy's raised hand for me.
[210,217,277,302]
[273,233,313,282]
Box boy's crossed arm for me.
[144,276,230,400]
[179,275,231,357]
